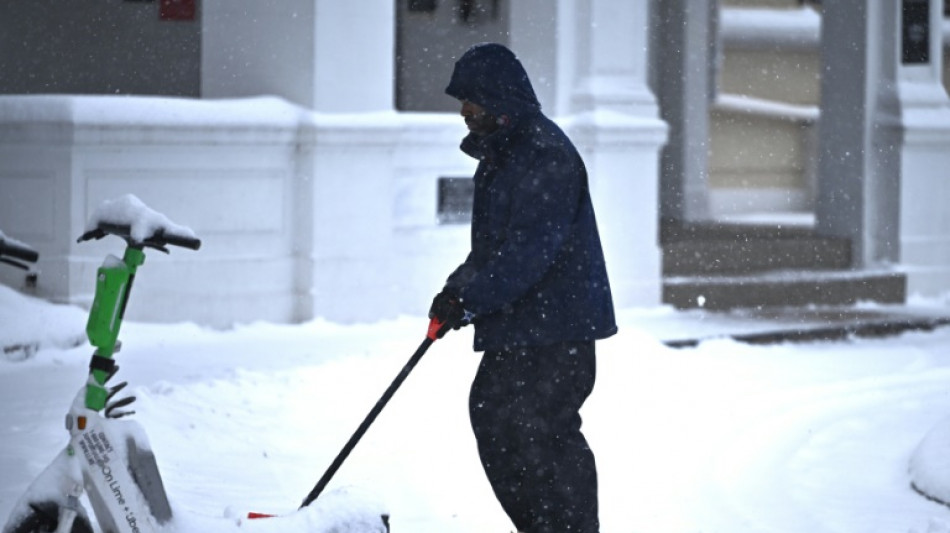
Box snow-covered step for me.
[663,269,906,310]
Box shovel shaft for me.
[300,320,443,508]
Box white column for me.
[202,0,317,106]
[312,1,395,112]
[897,0,950,296]
[815,0,902,268]
[562,0,667,308]
[508,0,560,113]
[569,0,656,115]
[203,0,396,113]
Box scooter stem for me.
[85,246,146,411]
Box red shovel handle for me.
[427,317,448,340]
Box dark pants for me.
[469,341,599,533]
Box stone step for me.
[663,236,851,276]
[663,316,950,348]
[662,270,906,310]
[660,220,851,276]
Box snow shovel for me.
[248,317,450,522]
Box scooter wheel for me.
[3,501,93,533]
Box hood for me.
[444,43,541,121]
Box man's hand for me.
[428,289,472,338]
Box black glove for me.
[428,289,471,338]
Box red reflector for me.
[247,512,275,520]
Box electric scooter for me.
[2,199,199,533]
[3,195,444,533]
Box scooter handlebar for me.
[78,223,201,252]
[0,237,39,264]
[158,231,202,251]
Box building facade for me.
[0,0,948,326]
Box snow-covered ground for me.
[4,284,950,532]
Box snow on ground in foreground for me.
[4,289,950,532]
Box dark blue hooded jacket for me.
[443,43,617,351]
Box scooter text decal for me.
[79,430,142,532]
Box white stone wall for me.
[0,96,478,326]
[0,96,302,327]
[0,92,668,326]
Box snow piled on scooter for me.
[86,194,197,244]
